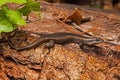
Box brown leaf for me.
[67,8,82,25]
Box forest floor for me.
[0,1,120,80]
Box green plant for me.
[0,0,40,34]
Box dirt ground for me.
[0,1,120,80]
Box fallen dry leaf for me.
[67,8,82,25]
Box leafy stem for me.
[0,0,40,34]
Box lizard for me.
[8,32,104,51]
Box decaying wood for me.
[0,1,120,80]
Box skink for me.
[8,32,103,51]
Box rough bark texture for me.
[0,1,120,80]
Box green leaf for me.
[0,0,26,5]
[2,5,26,25]
[0,10,15,33]
[6,10,26,25]
[19,5,31,16]
[19,0,40,16]
[0,10,6,19]
[0,20,14,33]
[27,0,40,11]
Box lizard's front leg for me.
[44,40,55,48]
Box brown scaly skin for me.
[8,32,103,51]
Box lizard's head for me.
[84,37,104,45]
[89,37,104,45]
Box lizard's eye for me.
[95,37,103,42]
